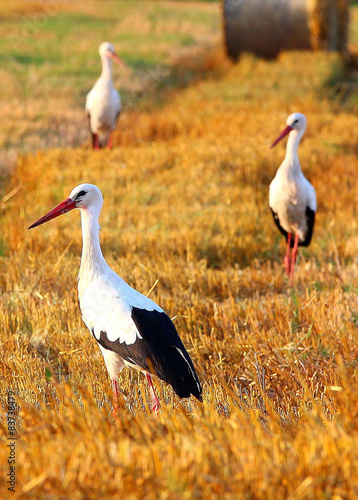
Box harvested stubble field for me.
[1,1,358,499]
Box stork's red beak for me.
[270,125,293,149]
[28,198,76,229]
[110,51,127,68]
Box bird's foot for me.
[92,133,100,150]
[146,373,160,415]
[289,266,296,285]
[150,398,161,415]
[112,379,125,421]
[112,405,120,422]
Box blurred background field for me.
[0,1,358,499]
[0,0,220,163]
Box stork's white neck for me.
[100,55,113,81]
[78,207,108,298]
[284,128,304,164]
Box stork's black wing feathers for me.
[270,208,288,239]
[131,308,202,401]
[115,109,121,126]
[96,308,202,402]
[300,206,315,247]
[86,110,97,148]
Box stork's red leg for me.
[146,373,160,414]
[107,133,113,150]
[284,233,292,275]
[289,234,300,283]
[92,133,100,150]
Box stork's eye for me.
[293,119,299,125]
[76,190,87,199]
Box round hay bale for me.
[223,0,349,61]
[308,0,350,52]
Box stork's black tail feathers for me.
[156,344,203,402]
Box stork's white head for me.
[98,42,125,67]
[69,183,103,211]
[286,112,307,132]
[99,42,115,58]
[28,183,104,229]
[271,112,307,149]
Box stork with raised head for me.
[269,113,317,282]
[86,42,126,150]
[29,184,202,414]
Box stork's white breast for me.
[86,80,121,132]
[79,271,163,345]
[269,169,316,237]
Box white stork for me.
[29,184,202,414]
[269,113,317,282]
[86,42,125,150]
